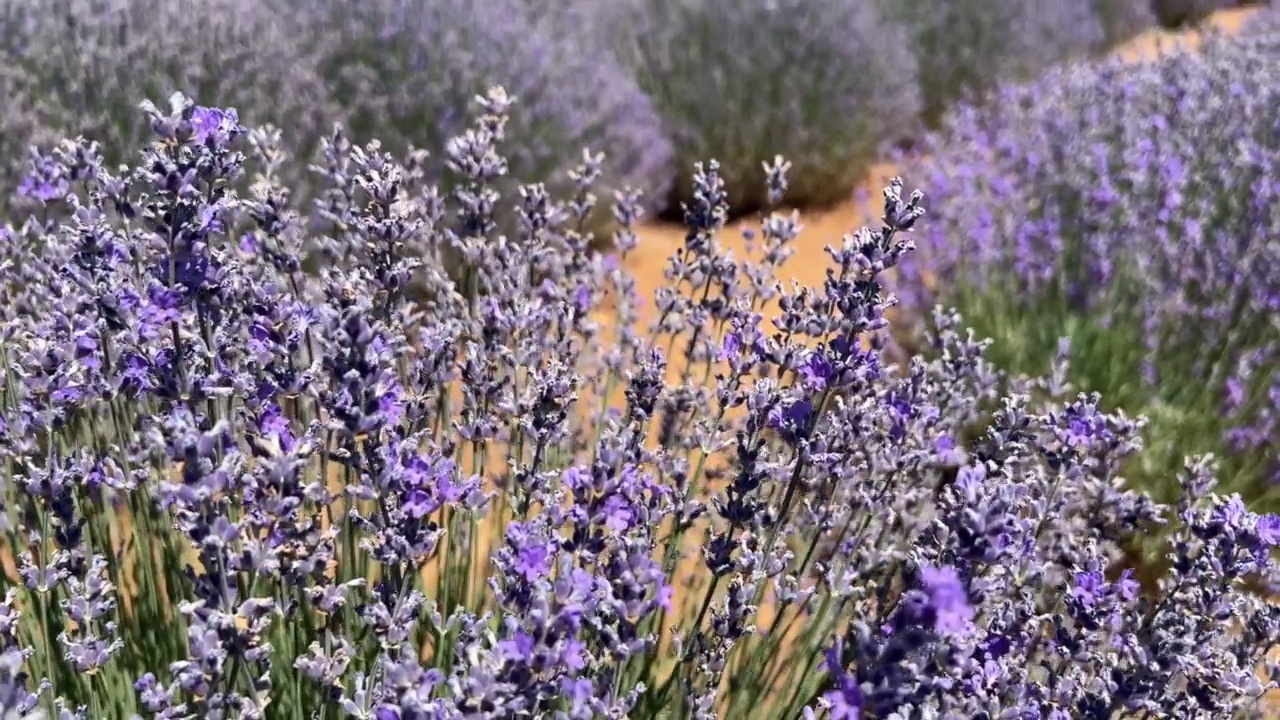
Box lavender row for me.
[0,83,1277,718]
[0,0,1160,223]
[897,12,1280,517]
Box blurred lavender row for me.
[0,0,1164,220]
[0,0,675,227]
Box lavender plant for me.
[1,87,1278,720]
[896,26,1280,514]
[0,0,340,206]
[286,0,675,231]
[1096,0,1162,44]
[878,0,1144,126]
[605,0,920,217]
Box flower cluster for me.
[897,16,1280,508]
[0,84,1276,720]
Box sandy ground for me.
[1115,5,1261,61]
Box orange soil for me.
[1115,5,1261,61]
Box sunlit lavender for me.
[0,0,1278,718]
[0,83,1276,719]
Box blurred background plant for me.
[1096,0,1163,42]
[0,0,1176,225]
[285,0,675,236]
[896,22,1280,525]
[604,0,920,218]
[0,0,340,206]
[1152,0,1272,29]
[0,0,675,236]
[878,0,1152,128]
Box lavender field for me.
[0,1,1276,719]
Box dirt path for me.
[1116,5,1260,61]
[622,162,901,323]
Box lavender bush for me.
[0,0,340,207]
[286,0,674,232]
[896,26,1280,514]
[878,0,1144,127]
[1152,0,1217,26]
[605,0,920,217]
[1152,0,1265,28]
[1,87,1279,720]
[1095,0,1162,44]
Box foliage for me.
[0,87,1277,720]
[896,27,1280,514]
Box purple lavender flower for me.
[0,80,1278,720]
[820,639,865,720]
[187,106,242,146]
[16,149,69,204]
[916,565,975,637]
